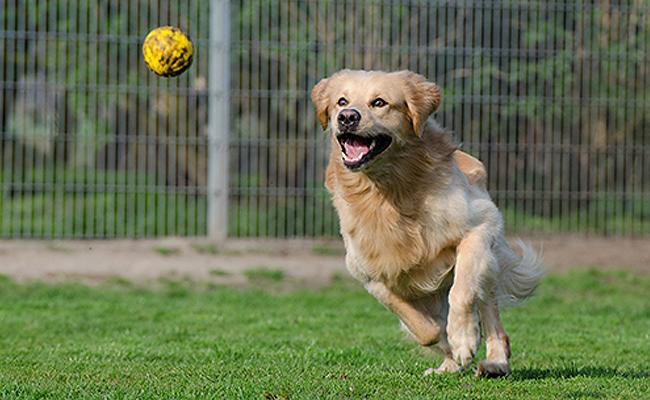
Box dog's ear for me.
[399,71,442,136]
[311,77,331,130]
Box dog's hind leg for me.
[476,295,510,378]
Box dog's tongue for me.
[344,138,370,160]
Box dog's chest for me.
[341,212,423,279]
[336,194,459,291]
[332,176,471,297]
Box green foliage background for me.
[1,1,648,237]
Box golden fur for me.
[311,69,544,377]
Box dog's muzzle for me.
[337,109,361,132]
[337,132,392,171]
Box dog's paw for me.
[475,361,510,378]
[451,342,476,369]
[434,357,461,374]
[447,312,480,368]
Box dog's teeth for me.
[342,151,364,162]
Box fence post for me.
[207,0,230,242]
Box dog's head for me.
[311,70,441,171]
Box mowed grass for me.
[0,270,648,399]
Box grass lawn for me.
[0,270,648,399]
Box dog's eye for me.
[370,98,387,108]
[337,97,348,107]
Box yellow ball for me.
[142,26,194,77]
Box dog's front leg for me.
[365,281,441,347]
[448,224,496,369]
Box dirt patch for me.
[0,235,647,286]
[521,234,650,274]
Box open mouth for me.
[337,133,392,170]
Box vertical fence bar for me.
[207,0,230,242]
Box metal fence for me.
[1,0,649,239]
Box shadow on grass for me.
[513,366,649,380]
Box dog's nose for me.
[338,109,361,130]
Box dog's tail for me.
[494,239,545,306]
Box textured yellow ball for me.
[142,26,194,77]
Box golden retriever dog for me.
[311,70,544,377]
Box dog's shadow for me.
[512,366,648,380]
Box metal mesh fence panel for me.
[0,1,210,238]
[1,1,649,238]
[230,0,650,237]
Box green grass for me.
[0,191,208,238]
[501,197,650,236]
[153,246,181,256]
[0,270,648,399]
[243,268,285,283]
[312,243,345,257]
[192,243,221,255]
[0,167,208,238]
[2,167,648,238]
[208,268,230,277]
